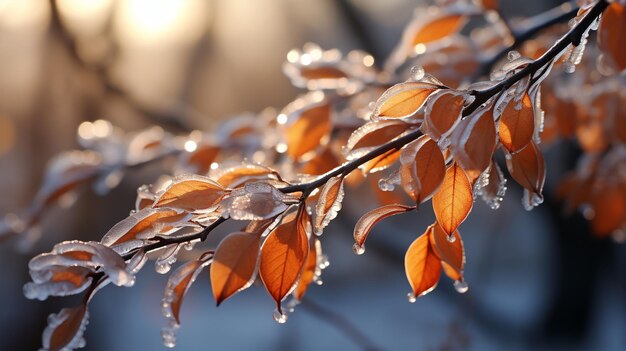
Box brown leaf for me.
[430,222,464,281]
[101,208,187,247]
[295,238,319,301]
[422,91,465,142]
[259,208,310,310]
[164,255,212,325]
[211,231,261,305]
[400,135,446,203]
[590,183,626,236]
[284,103,332,159]
[405,228,442,298]
[432,163,473,235]
[499,94,535,152]
[353,204,415,252]
[451,107,497,183]
[184,144,220,175]
[373,82,439,119]
[154,176,227,212]
[314,176,344,234]
[215,164,279,189]
[505,141,546,210]
[598,3,626,71]
[43,304,89,351]
[300,66,348,80]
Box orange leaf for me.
[300,66,348,80]
[164,256,212,325]
[422,91,465,142]
[430,222,464,281]
[300,147,340,175]
[353,204,415,252]
[405,228,442,298]
[45,304,89,351]
[211,231,261,305]
[101,208,186,247]
[412,15,464,46]
[184,144,220,175]
[373,82,438,119]
[295,238,319,300]
[361,149,401,174]
[400,135,446,203]
[499,94,535,152]
[590,184,626,236]
[346,120,411,156]
[450,107,497,182]
[259,209,310,310]
[478,0,498,11]
[505,141,546,210]
[154,176,227,211]
[285,103,332,159]
[314,176,344,234]
[432,163,473,234]
[598,3,626,71]
[215,164,279,189]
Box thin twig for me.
[466,0,608,115]
[474,3,578,80]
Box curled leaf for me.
[294,238,319,301]
[432,163,473,235]
[346,120,411,159]
[450,107,497,183]
[211,231,261,305]
[430,222,464,281]
[399,135,445,203]
[405,227,442,298]
[41,304,89,351]
[422,90,465,143]
[505,141,546,210]
[313,176,345,234]
[353,204,415,251]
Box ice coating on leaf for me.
[220,182,298,221]
[345,120,411,160]
[211,163,282,189]
[127,249,148,274]
[421,90,465,144]
[155,244,183,274]
[27,241,135,292]
[378,170,400,192]
[313,177,345,234]
[41,305,89,351]
[474,162,507,210]
[161,255,213,349]
[353,204,416,250]
[372,81,440,119]
[154,174,227,212]
[24,266,93,301]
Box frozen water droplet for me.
[581,204,595,220]
[377,178,394,192]
[410,66,425,81]
[446,234,456,243]
[155,261,171,274]
[507,51,520,60]
[273,309,288,324]
[352,243,365,255]
[407,292,417,303]
[454,280,469,294]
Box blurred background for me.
[0,0,625,350]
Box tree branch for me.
[474,2,579,80]
[466,0,608,116]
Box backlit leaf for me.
[346,120,411,159]
[450,107,497,183]
[373,82,439,119]
[400,135,445,203]
[294,238,319,301]
[211,232,261,305]
[154,176,228,212]
[505,141,546,210]
[432,163,473,234]
[283,101,332,159]
[405,228,441,298]
[353,204,415,251]
[598,3,626,71]
[412,14,465,47]
[259,209,310,311]
[422,91,465,142]
[499,94,535,152]
[430,222,464,281]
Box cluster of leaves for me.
[5,0,626,350]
